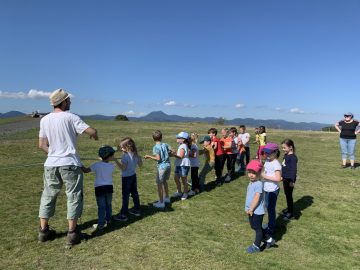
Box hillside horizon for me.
[0,110,331,131]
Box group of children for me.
[82,125,298,255]
[244,139,298,253]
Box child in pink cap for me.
[244,159,265,253]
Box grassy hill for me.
[0,120,358,269]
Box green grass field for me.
[0,120,359,270]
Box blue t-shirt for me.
[121,152,141,177]
[245,180,265,215]
[153,143,171,169]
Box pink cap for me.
[246,159,263,173]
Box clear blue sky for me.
[1,0,359,124]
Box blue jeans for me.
[120,174,140,216]
[96,193,112,226]
[264,189,280,237]
[339,138,356,160]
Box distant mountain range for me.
[0,111,27,118]
[1,110,330,130]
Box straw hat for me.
[49,88,69,106]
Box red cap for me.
[246,159,263,173]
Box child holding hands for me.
[115,137,142,221]
[144,130,171,209]
[82,145,120,230]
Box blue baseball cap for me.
[176,131,189,139]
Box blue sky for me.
[1,0,359,124]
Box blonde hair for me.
[190,132,198,144]
[119,137,138,156]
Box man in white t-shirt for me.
[38,88,98,246]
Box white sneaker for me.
[153,201,165,209]
[163,197,171,203]
[188,190,196,196]
[172,191,182,198]
[181,193,188,200]
[224,175,231,182]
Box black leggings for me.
[222,154,237,177]
[249,214,264,247]
[215,155,223,181]
[283,178,294,214]
[191,167,199,190]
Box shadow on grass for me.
[201,170,245,192]
[78,203,175,240]
[274,195,314,242]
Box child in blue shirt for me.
[144,130,172,209]
[245,159,265,253]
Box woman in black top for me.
[334,113,360,169]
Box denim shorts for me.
[174,166,190,177]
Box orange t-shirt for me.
[221,137,233,155]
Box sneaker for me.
[224,175,231,183]
[153,201,165,209]
[129,209,141,217]
[38,225,56,242]
[341,164,347,168]
[281,208,288,215]
[92,223,105,230]
[114,214,128,222]
[172,191,183,198]
[265,237,276,249]
[283,212,294,221]
[188,190,196,196]
[163,197,171,203]
[246,243,260,253]
[181,193,188,200]
[66,229,82,246]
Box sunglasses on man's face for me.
[344,115,351,117]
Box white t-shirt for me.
[263,159,282,192]
[39,111,89,167]
[90,161,115,187]
[190,144,200,167]
[232,137,239,154]
[238,133,250,147]
[174,143,191,167]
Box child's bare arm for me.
[144,154,160,161]
[113,158,126,170]
[81,166,91,173]
[261,170,282,182]
[247,192,261,216]
[172,149,184,159]
[138,157,143,168]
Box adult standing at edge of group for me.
[334,112,360,169]
[38,88,98,246]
